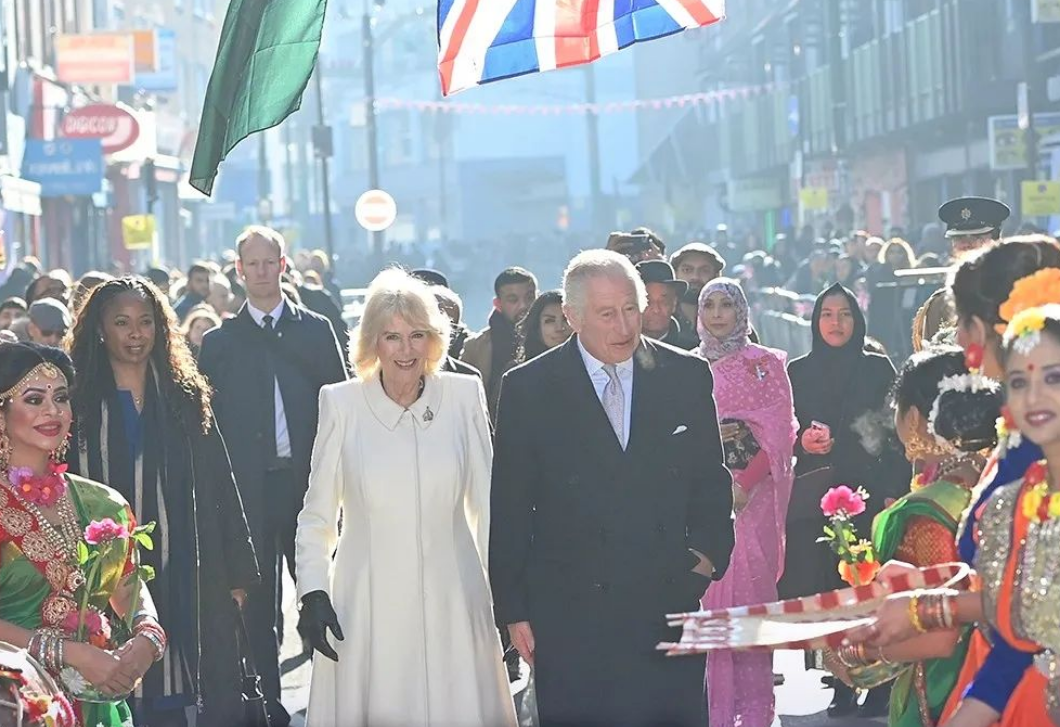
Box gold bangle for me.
[909,593,928,634]
[877,646,894,665]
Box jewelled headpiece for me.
[0,362,64,404]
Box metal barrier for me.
[757,311,812,358]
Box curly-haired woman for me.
[65,277,259,727]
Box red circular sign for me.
[60,104,140,154]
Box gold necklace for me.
[6,481,82,563]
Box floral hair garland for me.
[927,373,994,446]
[995,269,1060,335]
[1002,305,1059,357]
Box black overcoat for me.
[489,336,734,727]
[197,300,347,544]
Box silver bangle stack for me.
[28,628,65,674]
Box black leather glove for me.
[297,590,344,661]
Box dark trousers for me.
[245,467,299,726]
[130,702,189,727]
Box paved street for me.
[278,571,886,727]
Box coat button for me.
[656,524,666,534]
[594,582,610,593]
[665,576,675,585]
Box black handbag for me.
[234,604,271,727]
[721,419,761,470]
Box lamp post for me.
[363,0,383,257]
[313,66,336,265]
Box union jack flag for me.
[438,0,726,96]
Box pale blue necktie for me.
[602,364,625,448]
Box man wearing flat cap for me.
[636,260,689,347]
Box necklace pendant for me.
[423,407,434,422]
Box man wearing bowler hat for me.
[636,260,692,347]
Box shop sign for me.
[60,104,140,154]
[55,34,135,84]
[989,114,1060,170]
[727,177,783,212]
[1021,181,1060,217]
[22,139,103,197]
[799,187,829,211]
[122,214,156,250]
[1032,0,1060,23]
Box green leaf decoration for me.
[138,564,156,582]
[76,541,89,565]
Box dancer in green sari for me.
[0,342,164,726]
[835,347,1000,726]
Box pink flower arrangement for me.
[818,485,878,587]
[83,518,128,545]
[820,485,867,519]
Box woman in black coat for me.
[781,283,909,595]
[779,283,909,717]
[67,277,259,727]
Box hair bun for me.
[933,385,1002,452]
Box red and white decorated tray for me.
[658,562,970,656]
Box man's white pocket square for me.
[672,425,688,435]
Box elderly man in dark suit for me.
[198,226,347,727]
[490,249,734,727]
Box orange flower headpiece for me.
[995,268,1060,335]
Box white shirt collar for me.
[577,337,634,377]
[247,299,286,327]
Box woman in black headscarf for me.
[778,284,910,716]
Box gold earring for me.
[51,435,69,465]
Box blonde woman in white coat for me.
[295,269,516,727]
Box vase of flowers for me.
[817,485,880,587]
[57,518,156,703]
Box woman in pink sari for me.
[697,278,797,727]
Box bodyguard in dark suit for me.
[198,226,347,727]
[490,249,735,727]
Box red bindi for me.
[1029,363,1037,372]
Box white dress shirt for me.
[247,299,292,458]
[577,338,634,449]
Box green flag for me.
[190,0,327,195]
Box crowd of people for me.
[0,192,1055,727]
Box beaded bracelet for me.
[133,618,167,662]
